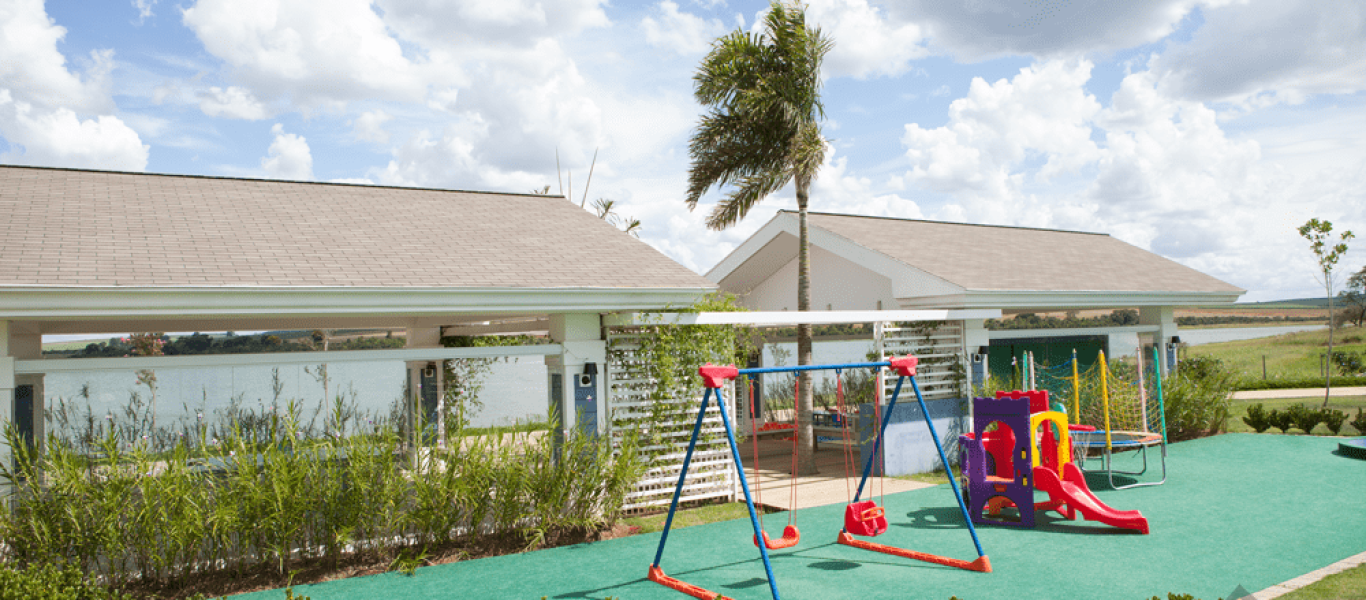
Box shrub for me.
[1322,408,1348,435]
[1162,356,1235,441]
[0,413,643,591]
[1331,350,1365,376]
[1267,409,1293,434]
[0,562,133,600]
[1242,403,1272,433]
[1352,408,1366,435]
[1286,403,1322,434]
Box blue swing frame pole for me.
[650,386,781,600]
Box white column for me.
[2,321,43,480]
[963,318,990,394]
[548,313,606,434]
[1140,306,1178,376]
[1,320,13,473]
[405,325,443,448]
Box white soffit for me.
[605,309,1001,327]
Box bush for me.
[1352,408,1366,435]
[1286,403,1322,434]
[1322,408,1348,435]
[1267,409,1293,434]
[0,562,133,600]
[1162,356,1235,441]
[1331,350,1365,376]
[0,415,644,591]
[1242,403,1272,433]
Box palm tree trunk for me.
[795,180,817,475]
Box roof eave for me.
[0,285,714,322]
[897,289,1246,310]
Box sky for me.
[2,0,1365,306]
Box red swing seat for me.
[753,524,801,549]
[844,500,888,537]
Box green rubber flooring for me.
[235,434,1366,600]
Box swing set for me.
[648,355,990,600]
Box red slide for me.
[1032,462,1149,534]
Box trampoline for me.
[1070,429,1167,490]
[1340,438,1366,460]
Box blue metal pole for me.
[651,387,714,569]
[910,376,986,558]
[714,386,782,600]
[852,374,905,503]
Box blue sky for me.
[3,0,1364,304]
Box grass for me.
[620,501,760,534]
[895,468,950,485]
[1278,563,1366,600]
[1226,395,1366,435]
[1185,325,1366,382]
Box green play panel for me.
[236,434,1366,600]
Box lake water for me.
[43,357,550,434]
[1177,324,1326,346]
[39,325,1314,436]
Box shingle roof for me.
[0,166,713,289]
[801,211,1243,294]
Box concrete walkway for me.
[1232,386,1366,400]
[743,437,934,511]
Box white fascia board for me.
[897,290,1245,310]
[705,213,788,283]
[0,286,711,320]
[804,224,963,299]
[16,343,563,374]
[707,212,963,299]
[604,309,1001,327]
[988,325,1159,340]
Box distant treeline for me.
[1175,315,1322,326]
[46,331,406,358]
[987,309,1323,330]
[988,310,1140,330]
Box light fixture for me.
[977,346,990,356]
[1170,336,1182,345]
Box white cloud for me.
[0,0,147,170]
[181,0,428,110]
[806,0,928,79]
[1153,0,1366,105]
[901,60,1102,211]
[198,86,269,120]
[885,0,1235,61]
[642,1,727,56]
[0,0,114,113]
[892,57,1366,301]
[261,123,312,180]
[375,0,609,53]
[0,91,149,171]
[132,0,156,23]
[351,109,393,144]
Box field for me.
[1185,325,1366,381]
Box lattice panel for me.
[879,322,968,402]
[606,328,737,513]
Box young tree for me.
[1298,218,1354,407]
[1340,264,1366,328]
[685,1,832,474]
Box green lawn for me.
[1279,563,1366,600]
[1185,325,1366,382]
[621,501,759,535]
[1227,395,1366,435]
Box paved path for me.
[743,438,935,511]
[1232,386,1366,400]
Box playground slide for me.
[1032,462,1150,535]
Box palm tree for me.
[685,1,831,475]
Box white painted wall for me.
[742,245,898,311]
